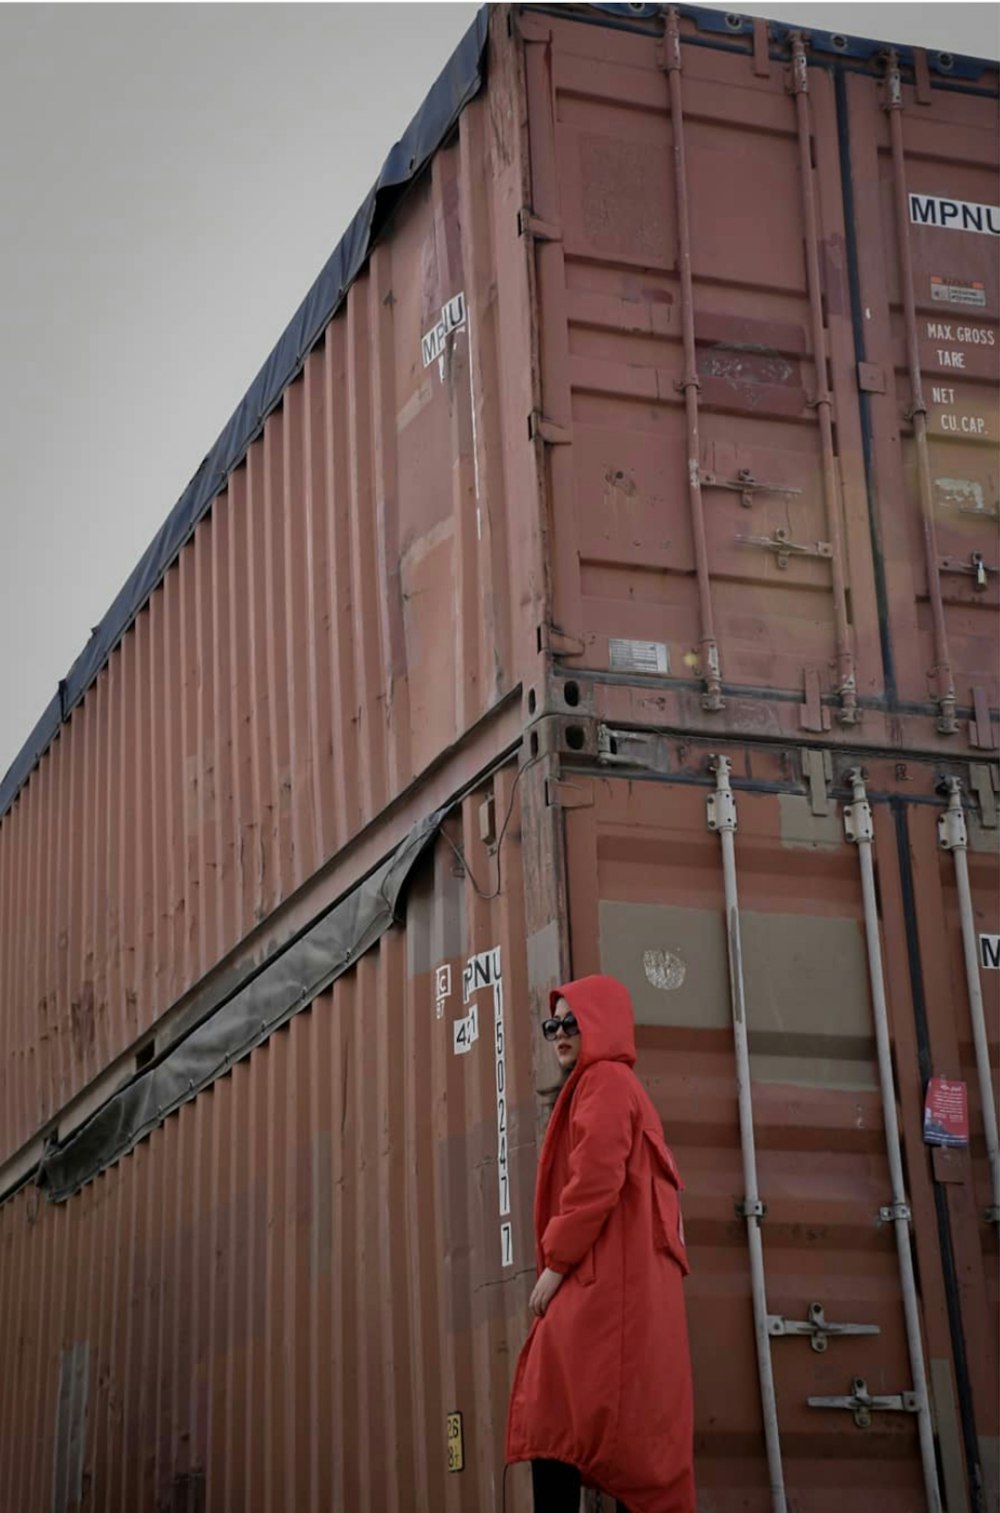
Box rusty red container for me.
[0,5,997,1511]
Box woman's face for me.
[552,996,581,1073]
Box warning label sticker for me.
[931,275,987,308]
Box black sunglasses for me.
[541,1012,580,1041]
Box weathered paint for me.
[0,776,539,1513]
[0,7,997,1511]
[2,5,998,1169]
[560,740,998,1511]
[2,745,997,1510]
[0,19,541,1164]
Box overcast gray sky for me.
[1,2,997,782]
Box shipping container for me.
[0,4,997,1512]
[1,744,997,1511]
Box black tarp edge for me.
[37,807,443,1203]
[0,5,489,822]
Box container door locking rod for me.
[789,35,859,725]
[844,770,944,1512]
[708,757,788,1513]
[659,10,724,713]
[884,51,958,733]
[938,778,1000,1224]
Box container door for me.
[845,66,999,743]
[898,792,1000,1504]
[559,759,986,1511]
[522,11,883,732]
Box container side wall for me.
[0,15,540,1165]
[0,785,540,1513]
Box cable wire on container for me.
[440,755,544,900]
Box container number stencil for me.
[458,946,513,1267]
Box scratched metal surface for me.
[844,65,1000,718]
[521,5,999,747]
[0,774,543,1513]
[561,741,998,1512]
[0,12,540,1165]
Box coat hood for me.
[550,974,636,1070]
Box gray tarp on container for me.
[39,809,442,1202]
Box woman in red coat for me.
[506,975,695,1513]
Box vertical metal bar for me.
[662,11,724,713]
[844,769,944,1513]
[938,778,1000,1223]
[707,757,787,1513]
[789,36,859,725]
[883,52,958,734]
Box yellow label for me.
[446,1411,464,1473]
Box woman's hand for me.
[529,1267,565,1317]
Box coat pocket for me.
[644,1129,691,1277]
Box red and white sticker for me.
[930,275,987,308]
[923,1077,969,1148]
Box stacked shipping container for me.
[0,5,997,1511]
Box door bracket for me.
[700,468,802,510]
[737,527,832,569]
[938,552,994,590]
[808,1376,919,1429]
[969,763,998,829]
[768,1302,880,1354]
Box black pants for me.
[531,1458,631,1513]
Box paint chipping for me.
[643,949,686,991]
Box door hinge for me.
[545,778,594,810]
[515,12,552,42]
[970,687,998,751]
[518,208,562,243]
[808,1377,919,1429]
[768,1303,880,1354]
[969,762,998,829]
[538,622,586,658]
[529,410,572,446]
[752,16,771,77]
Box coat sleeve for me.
[541,1065,634,1272]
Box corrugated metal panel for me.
[0,9,491,826]
[0,775,540,1513]
[845,65,1000,732]
[523,8,881,727]
[0,22,541,1163]
[0,8,997,1509]
[520,6,998,749]
[3,743,996,1510]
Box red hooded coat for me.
[506,976,695,1513]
